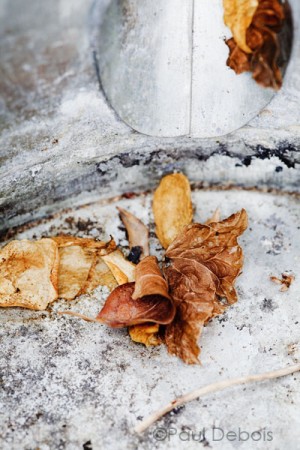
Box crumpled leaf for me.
[117,207,149,263]
[163,209,248,364]
[226,0,287,89]
[153,173,193,249]
[102,249,136,285]
[0,239,59,310]
[97,256,175,328]
[223,0,259,53]
[53,235,117,299]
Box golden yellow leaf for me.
[129,323,161,347]
[223,0,259,53]
[153,173,193,249]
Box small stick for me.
[57,311,99,323]
[134,363,300,434]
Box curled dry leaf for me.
[132,256,172,301]
[164,209,248,364]
[97,256,175,328]
[102,249,136,285]
[129,255,174,345]
[226,0,288,89]
[117,207,149,263]
[223,0,259,53]
[153,173,193,249]
[0,239,59,310]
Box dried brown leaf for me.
[164,209,248,364]
[97,256,175,328]
[132,256,172,301]
[117,207,149,262]
[153,173,193,249]
[226,0,287,89]
[96,282,174,328]
[0,239,59,310]
[223,0,259,53]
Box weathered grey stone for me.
[0,189,300,450]
[0,0,300,233]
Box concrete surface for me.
[0,188,300,450]
[0,0,300,233]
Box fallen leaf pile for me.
[223,0,289,89]
[0,172,249,364]
[97,173,248,364]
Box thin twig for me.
[57,311,99,323]
[134,363,300,434]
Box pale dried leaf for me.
[223,0,259,53]
[102,249,136,284]
[57,246,95,300]
[0,239,59,310]
[153,173,193,249]
[117,207,149,262]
